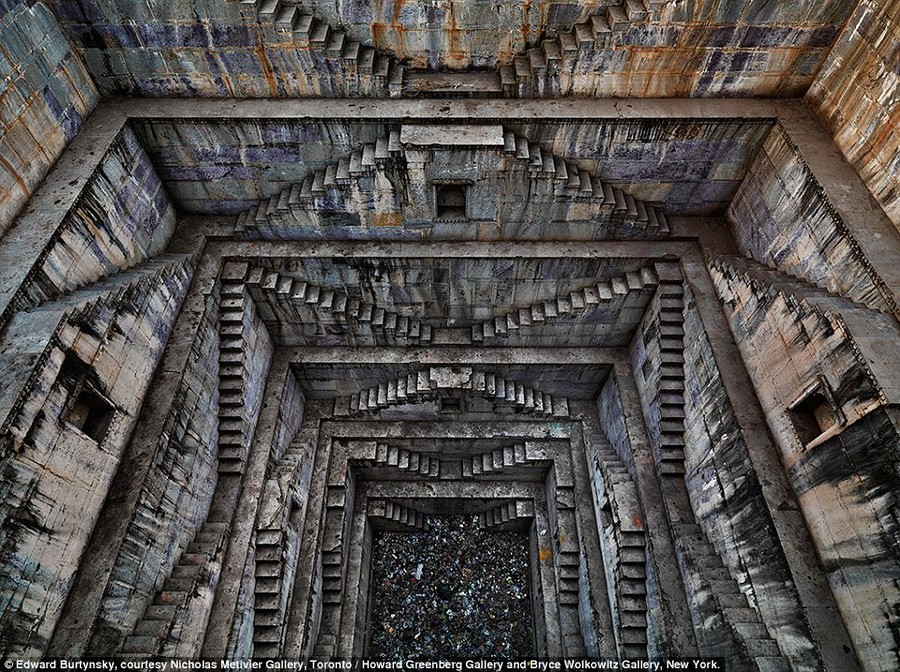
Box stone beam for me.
[284,346,625,365]
[206,240,697,259]
[101,97,789,122]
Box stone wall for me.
[807,0,900,230]
[46,0,854,98]
[597,377,636,478]
[0,125,177,324]
[0,257,195,656]
[680,283,820,668]
[131,118,771,221]
[727,124,896,315]
[709,260,900,672]
[0,1,98,235]
[83,288,221,655]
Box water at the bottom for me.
[368,515,534,660]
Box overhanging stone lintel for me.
[284,346,626,365]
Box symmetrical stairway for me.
[373,442,440,478]
[243,266,433,346]
[120,522,230,656]
[461,442,549,477]
[472,265,659,343]
[499,0,669,97]
[242,0,403,97]
[332,367,569,418]
[654,262,688,476]
[478,499,535,531]
[236,126,669,239]
[674,523,790,671]
[241,0,670,100]
[367,499,430,531]
[583,426,648,658]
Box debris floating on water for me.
[369,515,533,659]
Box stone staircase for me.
[252,431,309,658]
[478,499,535,531]
[16,253,195,323]
[252,528,287,658]
[217,279,254,475]
[373,442,440,478]
[461,442,549,477]
[654,262,688,476]
[553,503,588,658]
[674,522,790,671]
[242,0,669,100]
[235,128,406,237]
[500,0,668,97]
[236,126,668,238]
[332,367,569,419]
[471,265,659,342]
[120,522,230,656]
[242,0,402,97]
[0,253,197,461]
[252,525,303,658]
[710,254,897,319]
[367,499,430,531]
[583,426,648,658]
[243,266,433,346]
[497,128,668,231]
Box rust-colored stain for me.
[557,533,566,543]
[446,3,467,70]
[371,0,408,64]
[255,43,279,96]
[521,0,532,47]
[0,150,28,197]
[373,212,402,227]
[538,547,552,562]
[633,514,643,527]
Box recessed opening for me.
[789,386,837,445]
[65,387,114,442]
[367,515,533,659]
[439,396,462,414]
[436,185,467,220]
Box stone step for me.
[144,605,178,621]
[132,619,170,639]
[753,657,792,672]
[121,635,161,655]
[745,639,781,658]
[733,621,769,640]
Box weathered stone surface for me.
[710,256,900,670]
[807,0,900,231]
[0,14,897,664]
[0,254,195,656]
[43,0,855,98]
[0,1,99,235]
[727,125,896,315]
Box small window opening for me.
[58,354,87,390]
[65,387,114,442]
[440,397,462,414]
[436,185,467,220]
[789,387,837,445]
